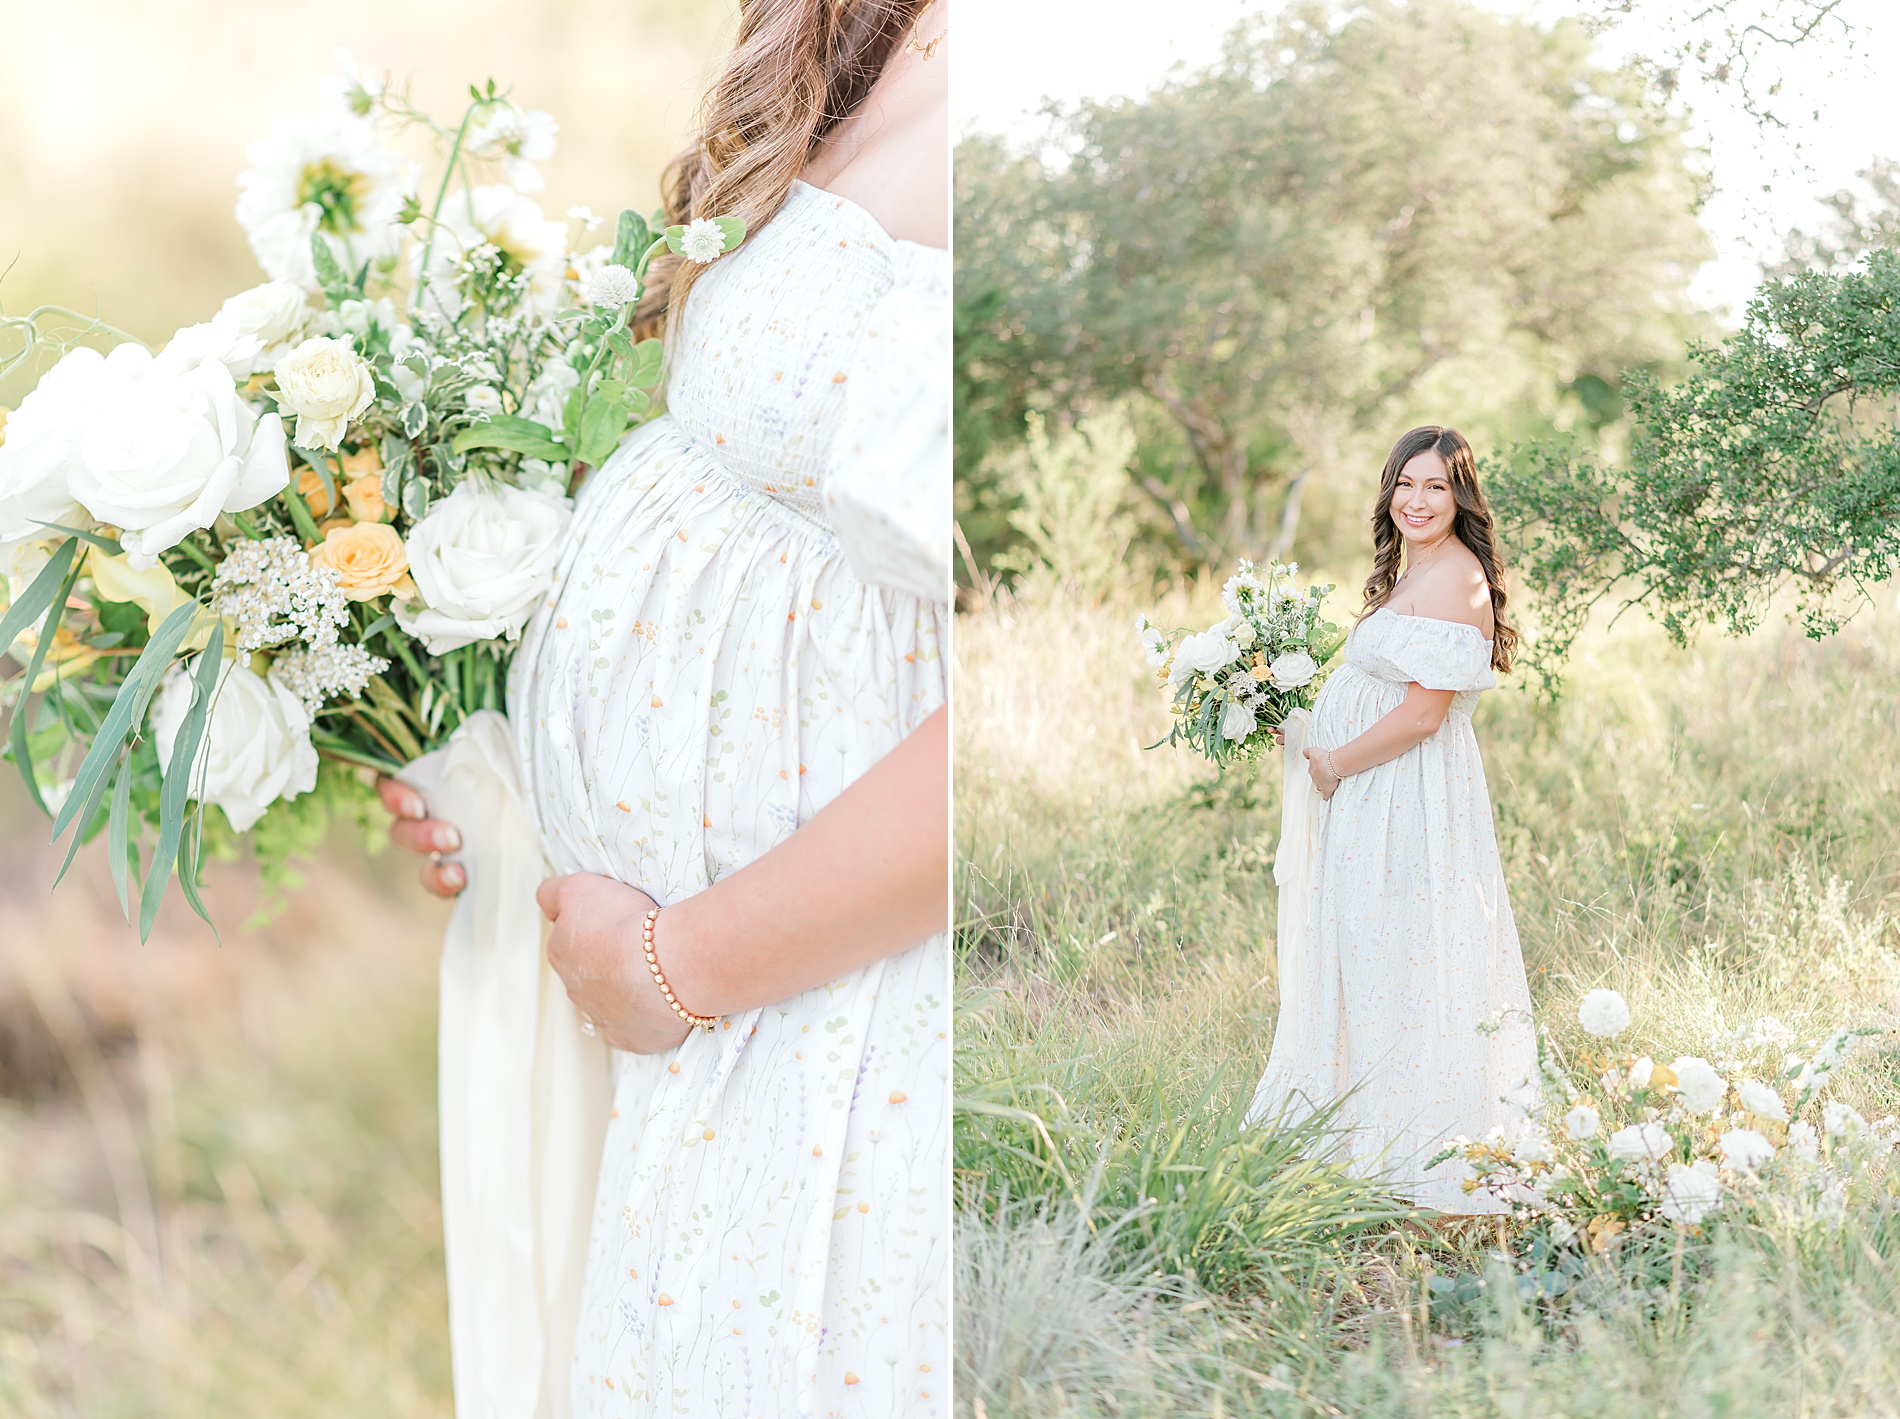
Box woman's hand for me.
[536,873,693,1054]
[376,776,467,897]
[1305,746,1341,801]
[1270,724,1286,748]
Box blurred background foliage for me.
[0,0,726,1410]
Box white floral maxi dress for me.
[1246,608,1538,1213]
[510,181,950,1416]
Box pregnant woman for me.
[1247,424,1538,1214]
[381,0,951,1412]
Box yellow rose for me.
[338,446,393,523]
[296,464,338,517]
[309,522,414,602]
[339,445,383,478]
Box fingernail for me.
[435,825,462,852]
[401,792,427,820]
[443,864,466,890]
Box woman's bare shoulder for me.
[1402,548,1493,634]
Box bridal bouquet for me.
[1137,560,1346,767]
[1434,991,1893,1249]
[0,57,745,937]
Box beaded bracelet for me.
[643,908,718,1032]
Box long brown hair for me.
[1361,425,1518,672]
[631,0,925,339]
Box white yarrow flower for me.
[580,262,643,310]
[678,217,727,263]
[1577,988,1631,1038]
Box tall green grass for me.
[955,571,1900,1417]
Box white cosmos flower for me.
[1219,698,1257,743]
[58,346,290,569]
[1267,650,1318,689]
[1670,1056,1725,1113]
[1577,988,1631,1038]
[1718,1128,1775,1171]
[1562,1103,1600,1140]
[1606,1121,1673,1162]
[394,481,572,652]
[1139,625,1169,667]
[152,659,318,833]
[1660,1160,1722,1225]
[579,261,643,311]
[419,184,568,313]
[0,347,105,550]
[466,104,559,191]
[235,109,407,289]
[274,337,377,451]
[1823,1102,1865,1137]
[318,48,385,118]
[678,217,727,263]
[1737,1079,1789,1124]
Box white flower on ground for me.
[0,348,104,551]
[394,481,572,652]
[275,337,377,451]
[1823,1102,1865,1137]
[236,109,407,289]
[466,104,558,191]
[1268,650,1318,688]
[1577,988,1631,1038]
[678,217,728,263]
[1167,627,1239,685]
[1737,1079,1789,1124]
[152,659,318,832]
[1548,1216,1579,1246]
[1562,1103,1600,1140]
[418,185,568,313]
[1670,1056,1725,1113]
[1660,1160,1722,1225]
[1739,1016,1795,1051]
[59,346,290,569]
[1719,1128,1775,1171]
[1606,1121,1672,1162]
[579,261,643,311]
[1628,1056,1655,1090]
[1219,698,1256,743]
[1788,1119,1820,1163]
[1511,1127,1555,1164]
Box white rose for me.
[152,659,318,832]
[218,280,311,347]
[1229,617,1256,648]
[1718,1127,1775,1171]
[1670,1056,1725,1113]
[1562,1103,1600,1140]
[275,336,377,451]
[1219,698,1257,743]
[1737,1079,1789,1124]
[1577,988,1631,1038]
[1628,1056,1655,1090]
[1166,627,1239,685]
[1787,1120,1820,1163]
[155,319,265,382]
[1606,1121,1672,1162]
[1267,650,1319,689]
[1823,1101,1865,1137]
[1660,1160,1722,1225]
[394,481,572,652]
[0,347,102,550]
[1511,1127,1555,1164]
[62,346,290,570]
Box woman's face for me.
[1390,450,1457,549]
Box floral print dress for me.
[510,181,949,1417]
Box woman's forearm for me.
[656,707,949,1015]
[1330,685,1455,778]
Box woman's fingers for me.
[376,774,428,821]
[390,816,463,855]
[421,859,466,897]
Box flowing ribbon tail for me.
[399,711,613,1419]
[1248,708,1325,1126]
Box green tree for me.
[956,0,1711,577]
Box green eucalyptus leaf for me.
[141,621,223,942]
[0,536,78,665]
[449,414,569,460]
[108,751,133,921]
[8,548,85,814]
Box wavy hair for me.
[1361,425,1518,672]
[631,0,926,339]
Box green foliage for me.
[956,0,1711,580]
[200,759,391,928]
[989,411,1140,596]
[1493,248,1900,668]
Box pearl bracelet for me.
[643,908,718,1033]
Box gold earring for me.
[905,0,946,59]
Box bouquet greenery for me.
[1138,560,1346,767]
[0,58,744,937]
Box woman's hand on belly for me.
[536,873,693,1054]
[377,776,467,897]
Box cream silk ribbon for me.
[1271,707,1323,1028]
[398,710,614,1419]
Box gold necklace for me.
[905,0,947,59]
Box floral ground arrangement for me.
[0,57,743,934]
[955,569,1900,1419]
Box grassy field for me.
[954,568,1900,1418]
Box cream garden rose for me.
[275,336,377,451]
[310,522,412,601]
[1267,650,1319,689]
[1670,1056,1726,1113]
[394,481,571,652]
[152,659,318,832]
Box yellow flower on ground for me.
[310,522,413,601]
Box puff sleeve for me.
[822,244,950,603]
[1365,614,1497,692]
